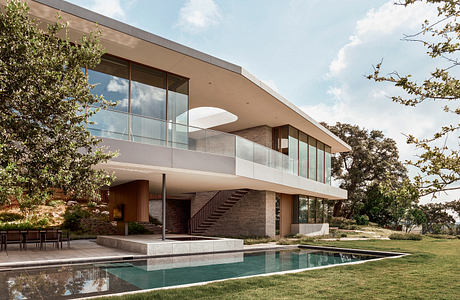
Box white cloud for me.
[176,0,222,33]
[328,1,436,76]
[88,0,129,19]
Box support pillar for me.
[161,173,166,241]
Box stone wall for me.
[202,190,276,237]
[149,199,190,233]
[191,191,218,216]
[231,125,273,148]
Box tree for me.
[419,202,456,233]
[0,1,116,216]
[322,122,408,218]
[367,0,459,197]
[362,179,419,227]
[403,207,427,233]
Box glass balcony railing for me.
[88,109,299,176]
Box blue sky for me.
[67,0,458,204]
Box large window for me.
[288,127,299,175]
[87,56,129,140]
[273,125,332,184]
[86,54,189,147]
[317,141,325,183]
[325,146,331,185]
[299,133,308,178]
[293,196,329,224]
[308,136,317,181]
[168,74,189,148]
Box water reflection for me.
[0,250,379,299]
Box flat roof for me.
[30,0,351,153]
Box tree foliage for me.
[367,0,459,197]
[322,122,408,218]
[362,179,419,227]
[419,202,456,233]
[0,1,116,216]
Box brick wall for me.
[231,125,273,148]
[191,191,218,216]
[149,199,190,233]
[202,190,276,237]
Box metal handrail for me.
[189,190,249,233]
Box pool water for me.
[0,249,380,299]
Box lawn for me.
[98,238,459,300]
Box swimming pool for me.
[0,248,385,299]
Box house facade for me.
[23,0,351,237]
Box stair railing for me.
[189,190,243,234]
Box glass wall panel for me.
[167,74,189,149]
[299,133,308,178]
[87,55,129,139]
[131,63,166,119]
[299,196,308,223]
[288,127,299,175]
[317,199,324,223]
[317,141,325,183]
[308,137,317,181]
[325,145,331,185]
[308,198,316,223]
[130,63,166,143]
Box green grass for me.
[98,238,459,300]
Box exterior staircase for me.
[189,189,250,235]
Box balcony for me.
[88,109,299,175]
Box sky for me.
[67,0,459,206]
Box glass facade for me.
[317,141,325,183]
[308,136,317,181]
[167,74,189,148]
[299,133,308,178]
[87,56,129,140]
[273,125,332,185]
[288,127,299,175]
[293,196,328,224]
[86,54,189,146]
[325,146,332,185]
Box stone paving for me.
[0,239,143,268]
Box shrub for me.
[354,214,369,225]
[329,217,357,229]
[340,233,348,238]
[47,200,65,207]
[425,234,456,239]
[35,217,49,227]
[63,206,90,231]
[87,201,98,208]
[0,212,23,222]
[128,222,151,234]
[389,233,422,240]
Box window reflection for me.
[308,137,317,181]
[299,133,308,178]
[168,74,189,148]
[87,55,129,140]
[317,141,325,183]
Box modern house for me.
[22,0,350,238]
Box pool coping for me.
[78,246,409,300]
[0,245,299,271]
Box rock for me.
[67,200,78,206]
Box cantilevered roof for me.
[27,0,351,153]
